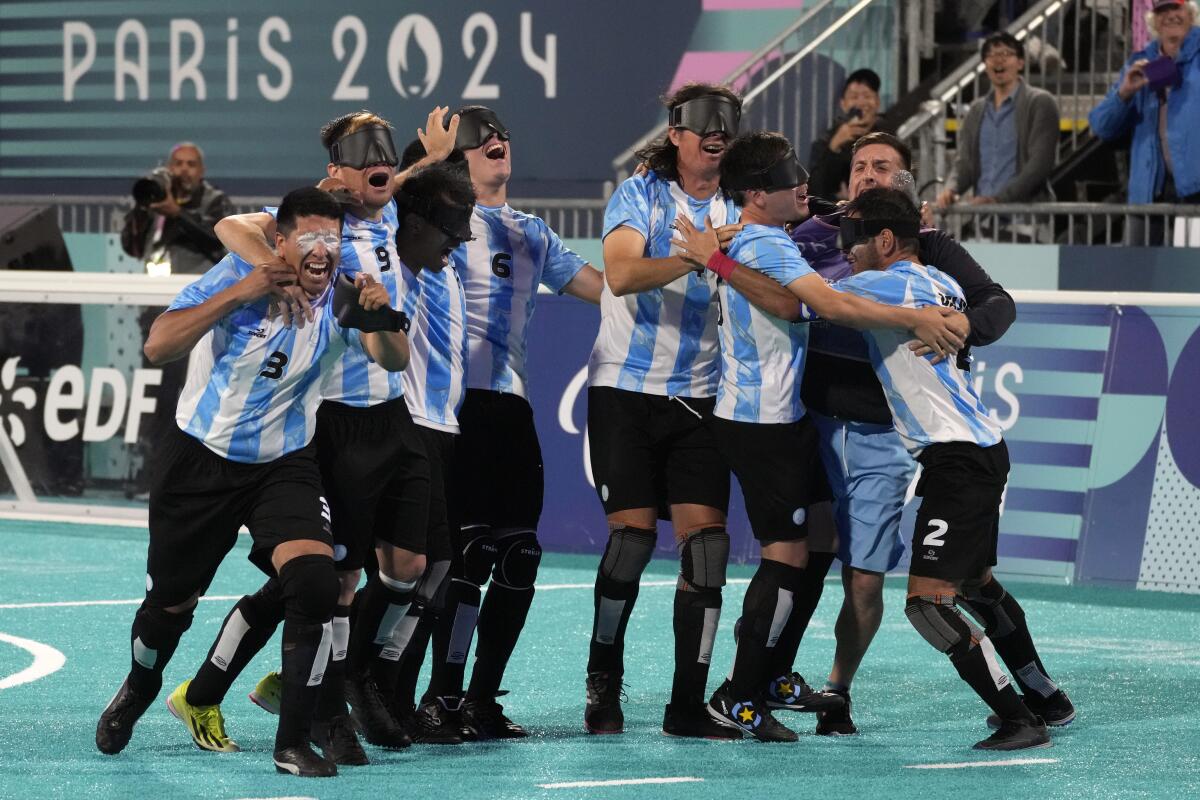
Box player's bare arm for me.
[562,265,605,305]
[603,226,697,296]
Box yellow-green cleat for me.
[166,680,240,753]
[248,671,282,716]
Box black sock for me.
[315,603,352,722]
[424,577,480,700]
[729,560,803,699]
[128,603,194,697]
[949,640,1034,722]
[671,583,721,706]
[396,610,435,709]
[961,578,1059,699]
[187,580,284,706]
[767,551,834,677]
[370,600,423,693]
[468,584,534,700]
[587,572,641,676]
[348,572,416,676]
[274,554,337,751]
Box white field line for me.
[539,777,704,789]
[904,758,1060,770]
[0,632,67,689]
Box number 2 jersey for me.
[830,261,1002,454]
[452,202,586,398]
[170,253,362,463]
[588,170,738,398]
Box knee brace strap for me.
[905,595,982,659]
[679,526,729,590]
[600,526,656,583]
[492,529,542,591]
[960,579,1022,639]
[278,554,339,625]
[461,526,500,586]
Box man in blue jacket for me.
[1089,0,1200,242]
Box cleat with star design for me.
[707,683,797,743]
[765,672,847,713]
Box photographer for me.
[1089,0,1199,243]
[808,69,892,200]
[120,143,234,275]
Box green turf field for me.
[2,518,1198,800]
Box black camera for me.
[131,167,174,207]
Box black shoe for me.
[974,715,1052,751]
[987,689,1075,730]
[462,697,528,740]
[311,714,369,766]
[663,702,742,740]
[344,674,411,749]
[96,677,156,755]
[273,744,338,777]
[815,688,857,736]
[584,671,624,734]
[411,696,465,745]
[765,672,848,713]
[706,683,797,743]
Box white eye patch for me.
[295,231,340,253]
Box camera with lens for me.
[131,167,176,208]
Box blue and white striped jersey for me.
[715,225,815,424]
[831,261,1002,454]
[321,201,421,407]
[403,265,468,433]
[170,254,360,463]
[453,203,586,398]
[588,170,739,398]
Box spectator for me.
[120,142,234,275]
[808,69,892,200]
[937,32,1060,209]
[1089,0,1199,242]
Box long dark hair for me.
[634,83,742,183]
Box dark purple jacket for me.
[790,211,1016,425]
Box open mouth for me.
[365,165,392,188]
[485,142,506,160]
[701,140,726,156]
[303,260,330,279]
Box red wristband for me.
[706,250,737,281]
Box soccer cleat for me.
[766,672,848,713]
[584,671,624,734]
[248,671,282,715]
[345,674,411,749]
[311,714,369,766]
[273,744,338,777]
[411,696,466,745]
[707,683,797,743]
[974,715,1052,751]
[96,677,156,755]
[166,680,240,753]
[815,688,857,736]
[987,689,1075,730]
[461,698,528,740]
[662,702,742,740]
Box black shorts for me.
[454,389,544,530]
[587,387,731,519]
[415,424,456,565]
[710,415,828,543]
[909,440,1009,581]
[315,397,431,571]
[145,426,334,607]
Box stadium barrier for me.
[0,272,1197,594]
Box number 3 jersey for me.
[169,253,362,463]
[452,202,587,398]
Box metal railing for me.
[938,202,1200,246]
[0,195,609,240]
[611,0,898,183]
[898,0,1130,199]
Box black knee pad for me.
[278,554,339,625]
[960,579,1023,638]
[679,526,729,590]
[492,530,542,590]
[599,525,656,583]
[904,595,982,660]
[460,525,499,586]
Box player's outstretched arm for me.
[602,227,696,296]
[352,275,410,371]
[214,212,280,270]
[144,263,298,365]
[394,106,461,189]
[562,265,605,305]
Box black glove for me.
[332,273,410,333]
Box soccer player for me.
[790,133,1070,736]
[671,131,969,741]
[94,187,410,777]
[400,106,603,741]
[829,187,1062,750]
